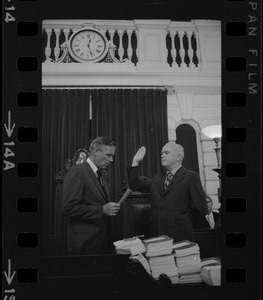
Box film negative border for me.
[222,0,261,292]
[3,1,42,299]
[2,0,261,299]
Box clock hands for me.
[87,38,93,57]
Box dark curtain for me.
[91,89,168,196]
[42,88,168,236]
[90,89,168,239]
[42,89,92,234]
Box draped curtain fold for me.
[42,88,168,235]
[42,89,92,233]
[90,89,168,199]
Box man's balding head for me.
[161,142,184,170]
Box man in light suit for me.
[62,137,120,254]
[128,143,208,242]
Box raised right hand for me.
[132,146,146,166]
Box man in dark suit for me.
[62,136,120,254]
[192,195,220,229]
[128,143,208,242]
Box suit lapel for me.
[84,162,108,201]
[162,166,185,195]
[100,175,110,202]
[159,171,167,195]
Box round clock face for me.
[69,29,108,63]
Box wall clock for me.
[68,28,109,63]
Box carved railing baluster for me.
[135,30,139,66]
[118,30,124,61]
[187,31,195,68]
[170,31,178,68]
[54,28,61,61]
[108,29,115,44]
[126,29,133,62]
[108,29,115,56]
[44,28,52,62]
[178,31,187,68]
[194,31,201,68]
[63,28,70,42]
[165,32,169,67]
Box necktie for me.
[164,171,173,190]
[97,169,104,187]
[97,170,107,199]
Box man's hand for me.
[132,146,146,166]
[103,202,120,216]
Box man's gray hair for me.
[89,136,116,154]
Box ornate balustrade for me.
[42,20,214,69]
[42,19,221,87]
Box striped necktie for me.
[164,171,173,190]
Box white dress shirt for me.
[206,212,215,229]
[87,158,98,176]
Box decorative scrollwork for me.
[55,171,64,182]
[105,43,132,64]
[51,40,132,64]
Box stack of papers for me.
[148,254,179,281]
[201,257,221,286]
[179,272,202,284]
[176,253,202,275]
[113,237,146,255]
[173,240,200,257]
[170,276,180,284]
[201,257,221,267]
[130,253,151,274]
[143,235,173,257]
[173,240,202,283]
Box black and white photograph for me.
[2,1,261,300]
[41,15,222,293]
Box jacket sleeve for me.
[62,167,103,223]
[189,172,208,215]
[127,166,152,193]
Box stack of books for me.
[130,253,151,274]
[201,257,221,268]
[113,237,146,255]
[173,240,200,257]
[173,240,202,283]
[201,257,221,286]
[148,254,179,282]
[142,235,174,257]
[142,235,178,282]
[178,272,202,284]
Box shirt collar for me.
[168,164,182,175]
[87,158,98,174]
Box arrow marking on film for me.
[4,259,16,285]
[4,111,16,138]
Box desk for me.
[121,194,222,258]
[38,253,226,300]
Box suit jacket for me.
[62,161,111,254]
[127,166,208,242]
[192,210,220,229]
